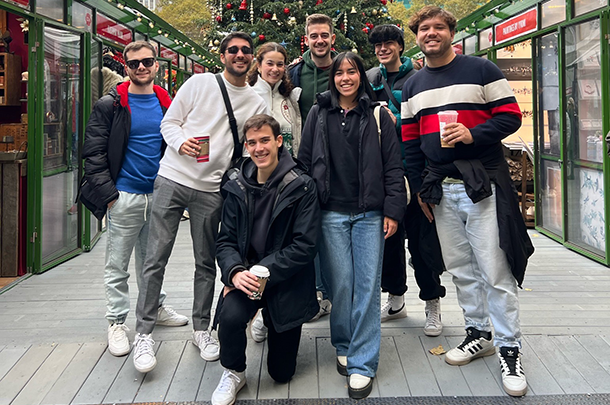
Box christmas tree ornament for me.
[231,15,236,21]
[271,13,277,21]
[362,27,369,33]
[372,9,378,15]
[351,6,357,13]
[251,31,257,37]
[258,34,266,41]
[280,40,288,47]
[232,26,237,31]
[215,15,222,22]
[344,12,348,33]
[284,7,290,14]
[381,7,387,12]
[352,48,358,53]
[209,40,214,47]
[226,3,232,8]
[214,39,220,46]
[298,0,303,6]
[380,0,387,4]
[239,0,247,10]
[315,0,322,5]
[263,12,272,19]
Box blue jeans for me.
[434,183,521,348]
[318,210,384,377]
[105,190,166,324]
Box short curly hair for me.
[408,6,457,35]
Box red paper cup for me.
[438,111,458,148]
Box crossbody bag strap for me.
[215,73,241,161]
[379,74,401,113]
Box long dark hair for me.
[328,52,374,106]
[247,42,295,97]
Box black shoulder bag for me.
[379,75,401,113]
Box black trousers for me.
[218,290,302,383]
[382,199,446,301]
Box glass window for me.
[37,0,63,21]
[537,33,560,156]
[72,2,93,33]
[187,58,193,72]
[565,19,605,255]
[179,55,186,70]
[464,35,476,55]
[479,27,493,50]
[574,0,606,17]
[541,0,566,29]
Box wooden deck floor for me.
[1,226,610,404]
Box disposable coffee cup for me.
[438,111,459,148]
[249,265,270,300]
[194,135,210,162]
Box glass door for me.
[564,19,605,257]
[41,26,83,264]
[536,32,563,236]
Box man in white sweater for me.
[133,32,269,373]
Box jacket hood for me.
[316,90,374,111]
[238,146,299,192]
[113,81,172,111]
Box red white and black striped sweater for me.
[401,54,522,194]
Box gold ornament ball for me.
[372,9,378,15]
[214,39,220,46]
[351,48,358,53]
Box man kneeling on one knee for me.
[212,114,320,405]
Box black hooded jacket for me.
[216,148,320,333]
[298,90,406,221]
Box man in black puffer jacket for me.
[212,114,319,405]
[80,40,187,360]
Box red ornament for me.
[226,3,232,8]
[315,0,322,5]
[215,15,222,22]
[366,22,374,29]
[263,12,272,19]
[283,7,290,14]
[396,23,400,27]
[362,27,369,33]
[258,34,266,41]
[238,0,247,10]
[339,23,345,31]
[380,0,387,4]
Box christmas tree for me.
[205,0,402,69]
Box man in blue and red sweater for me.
[401,6,534,397]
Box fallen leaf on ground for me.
[429,345,446,355]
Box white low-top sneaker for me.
[156,305,189,326]
[445,327,495,366]
[211,369,246,405]
[107,323,130,357]
[133,333,156,373]
[192,330,220,361]
[250,310,268,343]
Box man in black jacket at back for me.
[80,40,188,360]
[211,114,319,405]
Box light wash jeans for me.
[318,210,384,377]
[105,190,166,324]
[434,182,521,348]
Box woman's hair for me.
[247,42,295,97]
[328,52,374,106]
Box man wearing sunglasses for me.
[81,40,188,360]
[133,32,268,374]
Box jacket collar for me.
[115,81,172,110]
[378,56,414,80]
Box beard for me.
[129,71,155,86]
[224,60,250,78]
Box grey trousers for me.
[136,175,223,334]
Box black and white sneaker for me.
[499,346,527,397]
[445,327,495,365]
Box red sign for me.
[160,46,179,67]
[495,8,537,45]
[97,13,132,46]
[8,0,29,7]
[194,63,205,74]
[85,13,92,27]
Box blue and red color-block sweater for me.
[401,54,522,194]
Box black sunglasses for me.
[125,57,156,70]
[226,46,253,55]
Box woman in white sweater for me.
[247,43,302,157]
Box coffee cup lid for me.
[249,265,270,278]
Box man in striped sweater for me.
[401,6,534,397]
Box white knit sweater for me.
[159,72,268,192]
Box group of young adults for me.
[81,5,534,405]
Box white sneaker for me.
[250,310,268,343]
[211,369,246,405]
[348,374,373,399]
[445,328,495,366]
[133,333,156,373]
[381,294,407,322]
[192,330,220,361]
[156,305,189,326]
[423,298,443,336]
[499,347,527,396]
[107,323,130,357]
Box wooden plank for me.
[446,336,504,396]
[376,336,410,397]
[0,344,55,405]
[71,346,128,405]
[526,334,591,394]
[196,353,223,402]
[12,343,81,405]
[164,341,205,402]
[552,335,610,393]
[134,340,185,403]
[516,337,563,395]
[316,337,348,399]
[240,335,265,400]
[39,342,106,405]
[578,335,610,375]
[0,345,28,381]
[394,332,441,396]
[420,336,471,396]
[287,331,318,399]
[258,341,288,400]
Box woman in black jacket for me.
[298,52,406,399]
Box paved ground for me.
[1,224,610,405]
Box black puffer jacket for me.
[216,150,320,333]
[80,81,171,220]
[298,90,406,221]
